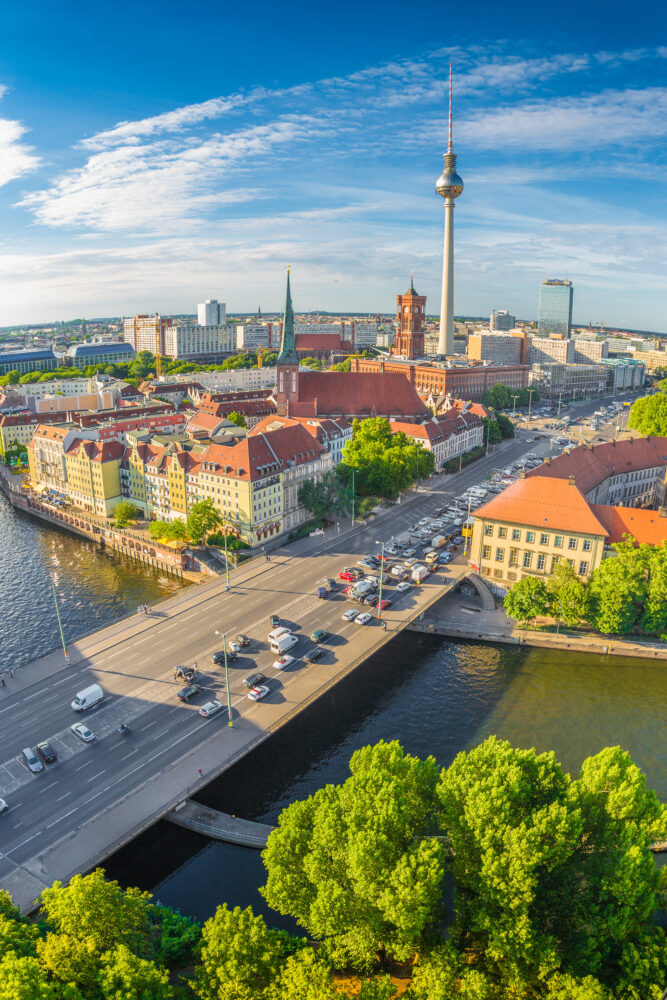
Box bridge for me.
[0,432,543,913]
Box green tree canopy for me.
[226,411,247,427]
[186,498,223,545]
[148,518,188,543]
[547,562,591,627]
[340,418,435,498]
[261,740,444,970]
[628,388,667,436]
[588,538,649,634]
[266,949,339,1000]
[298,469,352,521]
[98,944,174,1000]
[112,501,142,527]
[0,954,73,1000]
[496,413,515,438]
[503,576,550,624]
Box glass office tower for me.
[538,279,573,338]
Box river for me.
[2,493,665,927]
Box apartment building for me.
[572,339,608,364]
[467,333,522,365]
[122,314,172,354]
[163,323,236,361]
[529,336,574,366]
[64,439,124,516]
[389,410,484,468]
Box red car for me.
[339,571,356,582]
[377,599,392,611]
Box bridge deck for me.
[167,800,274,847]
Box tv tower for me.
[436,64,464,356]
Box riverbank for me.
[409,589,667,660]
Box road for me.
[0,428,551,910]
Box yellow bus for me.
[462,517,474,540]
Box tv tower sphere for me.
[436,155,464,200]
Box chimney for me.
[544,456,551,465]
[568,474,576,486]
[313,396,318,416]
[518,469,526,479]
[659,507,667,518]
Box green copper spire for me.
[277,269,299,365]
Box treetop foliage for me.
[339,417,435,498]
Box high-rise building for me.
[436,65,464,356]
[197,299,226,326]
[395,278,426,359]
[538,280,573,339]
[122,314,171,354]
[490,309,515,331]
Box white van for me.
[270,634,298,655]
[267,626,291,644]
[70,683,104,712]
[351,579,373,598]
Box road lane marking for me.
[120,750,138,760]
[140,720,157,730]
[56,792,71,801]
[75,760,95,771]
[39,781,59,793]
[87,770,106,782]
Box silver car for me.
[21,747,43,773]
[70,723,95,743]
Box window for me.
[484,524,492,536]
[495,547,505,561]
[512,528,520,541]
[509,548,518,566]
[526,531,535,543]
[498,527,507,539]
[567,559,574,568]
[554,535,563,548]
[551,556,561,572]
[523,551,532,568]
[493,568,503,578]
[568,537,577,550]
[540,533,549,545]
[482,545,491,559]
[583,539,592,552]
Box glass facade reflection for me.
[538,279,573,339]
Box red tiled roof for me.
[186,411,226,433]
[295,334,343,351]
[65,438,124,462]
[291,372,428,419]
[475,476,609,536]
[590,505,667,546]
[249,414,351,443]
[527,437,667,494]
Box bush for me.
[443,445,485,473]
[207,532,249,550]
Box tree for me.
[436,736,667,996]
[38,870,153,957]
[298,357,323,370]
[226,411,247,428]
[503,576,550,625]
[496,413,515,438]
[546,562,591,627]
[331,359,351,372]
[0,914,39,959]
[481,417,501,445]
[340,418,435,499]
[128,351,156,380]
[481,383,511,410]
[151,904,201,965]
[588,539,649,634]
[37,934,100,995]
[5,370,21,384]
[186,499,223,545]
[193,904,291,1000]
[298,470,352,521]
[148,518,188,543]
[0,954,72,1000]
[98,944,174,1000]
[628,390,667,436]
[267,949,339,1000]
[261,740,444,971]
[639,543,667,635]
[407,946,494,1000]
[113,501,142,527]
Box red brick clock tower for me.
[395,277,426,359]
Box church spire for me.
[277,269,299,365]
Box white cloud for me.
[0,88,41,187]
[80,96,243,150]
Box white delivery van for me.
[270,633,298,655]
[267,626,291,643]
[431,535,446,549]
[351,579,373,599]
[70,683,104,712]
[412,564,430,583]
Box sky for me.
[0,0,666,330]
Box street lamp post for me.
[527,387,535,420]
[52,576,69,665]
[557,391,563,418]
[511,394,519,419]
[374,540,385,620]
[214,630,234,727]
[223,530,230,590]
[351,468,356,526]
[464,495,472,557]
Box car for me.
[0,798,8,814]
[305,647,325,663]
[273,654,295,670]
[453,535,464,545]
[177,684,202,702]
[390,564,405,578]
[247,685,270,702]
[339,571,356,582]
[357,560,375,571]
[396,581,412,592]
[36,741,57,764]
[244,672,267,689]
[403,548,416,557]
[404,557,418,567]
[211,650,230,665]
[269,614,281,627]
[342,607,358,621]
[364,594,378,606]
[377,599,392,611]
[310,628,330,643]
[234,633,251,647]
[228,639,242,653]
[346,566,364,578]
[439,552,452,563]
[70,723,95,743]
[355,612,372,625]
[418,518,428,525]
[199,700,223,718]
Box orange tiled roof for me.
[527,437,667,494]
[475,475,609,536]
[292,372,428,419]
[590,505,667,546]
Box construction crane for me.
[257,347,264,368]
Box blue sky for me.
[0,0,666,329]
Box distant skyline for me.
[0,0,666,329]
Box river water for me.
[2,493,665,926]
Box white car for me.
[273,654,295,670]
[342,608,359,621]
[390,565,405,578]
[0,798,8,814]
[403,548,416,557]
[70,723,95,743]
[199,699,223,718]
[355,612,372,625]
[228,639,242,654]
[404,557,418,567]
[396,581,412,592]
[247,685,270,702]
[418,518,428,525]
